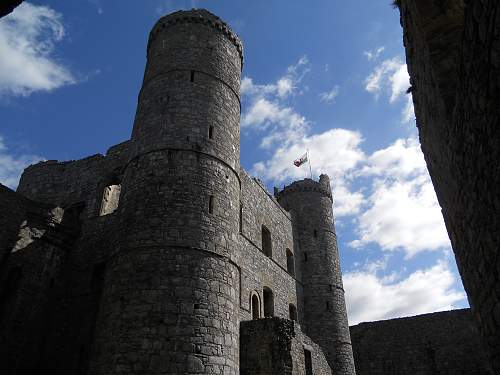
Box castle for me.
[0,7,495,375]
[0,9,354,375]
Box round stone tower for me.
[89,10,243,375]
[277,175,356,375]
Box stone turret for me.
[89,10,243,374]
[277,174,356,375]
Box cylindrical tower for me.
[277,175,356,375]
[89,10,243,375]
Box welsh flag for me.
[293,152,308,167]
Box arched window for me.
[100,183,121,216]
[289,303,297,321]
[263,287,274,317]
[251,293,260,320]
[261,225,272,258]
[286,248,295,276]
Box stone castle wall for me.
[240,318,332,375]
[350,309,492,375]
[397,0,500,370]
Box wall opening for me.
[263,287,274,317]
[208,125,214,139]
[326,301,331,311]
[304,349,313,375]
[286,248,295,276]
[304,252,308,262]
[261,225,272,258]
[209,195,215,214]
[100,184,121,216]
[239,203,243,233]
[289,303,297,321]
[190,70,195,82]
[313,229,318,238]
[251,293,260,320]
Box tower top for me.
[148,8,244,66]
[275,174,332,201]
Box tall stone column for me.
[88,10,243,375]
[278,175,356,375]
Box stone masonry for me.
[396,0,500,371]
[350,309,492,375]
[0,9,356,375]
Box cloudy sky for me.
[0,0,468,325]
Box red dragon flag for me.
[293,152,308,167]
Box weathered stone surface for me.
[240,318,332,375]
[397,0,500,371]
[350,309,492,375]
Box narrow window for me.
[289,303,297,321]
[304,349,313,375]
[326,301,331,311]
[100,184,121,216]
[251,294,260,320]
[208,125,214,139]
[239,203,243,233]
[209,195,214,214]
[286,248,295,276]
[190,70,195,82]
[261,225,272,258]
[313,229,318,238]
[263,287,274,317]
[304,252,308,262]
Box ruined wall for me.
[17,140,130,219]
[398,0,500,370]
[240,318,332,375]
[350,309,492,375]
[0,191,81,375]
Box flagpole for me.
[307,149,313,180]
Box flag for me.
[293,152,308,167]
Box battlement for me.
[148,9,244,67]
[276,174,332,201]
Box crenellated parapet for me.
[148,9,244,67]
[276,175,333,203]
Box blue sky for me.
[0,0,468,324]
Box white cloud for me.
[0,136,43,189]
[363,46,385,61]
[241,56,311,149]
[365,57,414,123]
[345,259,466,325]
[252,129,365,216]
[0,2,75,97]
[319,85,340,104]
[351,138,450,257]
